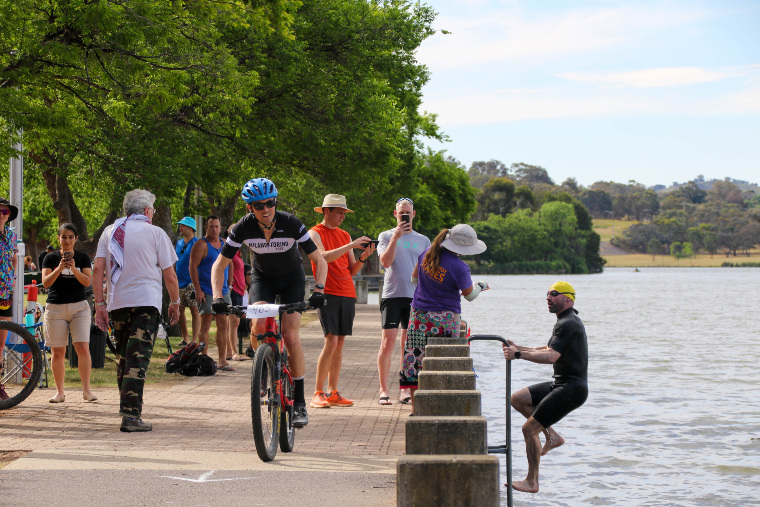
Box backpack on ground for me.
[179,353,217,376]
[165,342,203,373]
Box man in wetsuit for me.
[503,281,588,494]
[210,178,327,428]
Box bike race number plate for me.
[245,304,282,319]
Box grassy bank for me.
[601,253,759,268]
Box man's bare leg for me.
[215,315,230,368]
[512,387,565,455]
[377,327,398,399]
[198,314,213,353]
[512,416,543,493]
[541,427,565,455]
[327,335,345,393]
[398,328,411,401]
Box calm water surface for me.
[457,268,760,506]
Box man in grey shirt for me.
[376,198,430,405]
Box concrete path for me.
[0,304,409,506]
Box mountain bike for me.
[0,320,43,410]
[230,301,314,462]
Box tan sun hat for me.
[314,194,354,213]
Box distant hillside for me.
[656,175,759,194]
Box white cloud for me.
[418,4,710,71]
[558,65,760,88]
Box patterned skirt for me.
[399,307,460,389]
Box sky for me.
[418,0,760,188]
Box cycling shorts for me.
[380,297,412,329]
[250,265,306,306]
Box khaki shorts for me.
[179,285,197,307]
[44,300,91,348]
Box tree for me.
[473,177,515,220]
[647,239,664,260]
[467,160,509,189]
[511,163,554,186]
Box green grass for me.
[592,218,639,242]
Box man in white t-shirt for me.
[93,189,180,432]
[376,198,430,406]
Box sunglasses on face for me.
[396,197,413,205]
[251,199,277,211]
[547,290,574,297]
[0,209,10,216]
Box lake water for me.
[455,267,760,506]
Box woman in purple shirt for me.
[400,224,488,398]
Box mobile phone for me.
[63,251,73,261]
[361,240,380,248]
[400,214,410,224]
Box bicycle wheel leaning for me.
[279,349,295,453]
[251,343,280,461]
[0,321,43,410]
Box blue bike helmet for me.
[241,178,278,203]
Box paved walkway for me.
[0,304,409,506]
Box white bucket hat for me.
[441,224,487,256]
[314,194,354,213]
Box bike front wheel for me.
[279,350,295,453]
[251,343,280,461]
[1,321,43,410]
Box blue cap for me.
[177,216,196,231]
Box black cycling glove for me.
[308,291,326,309]
[211,298,229,314]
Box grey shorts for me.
[178,285,197,307]
[198,292,231,316]
[317,294,356,336]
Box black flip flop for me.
[378,396,392,406]
[398,396,412,405]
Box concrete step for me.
[424,344,470,358]
[405,416,488,455]
[422,356,473,372]
[413,389,481,416]
[397,455,500,507]
[427,336,468,346]
[418,370,476,390]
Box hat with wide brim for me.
[441,224,487,256]
[177,216,197,231]
[0,197,19,222]
[314,194,354,213]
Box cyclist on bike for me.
[210,178,327,428]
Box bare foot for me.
[49,393,65,403]
[511,479,539,493]
[541,433,565,456]
[83,391,98,402]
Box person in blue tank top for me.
[175,216,199,347]
[189,216,233,371]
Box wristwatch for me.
[315,283,325,290]
[96,300,107,307]
[170,299,181,306]
[514,350,521,359]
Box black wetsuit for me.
[529,307,589,428]
[221,211,318,304]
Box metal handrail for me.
[469,334,513,507]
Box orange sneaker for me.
[310,390,330,409]
[327,390,354,407]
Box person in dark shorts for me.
[210,178,327,428]
[308,194,375,409]
[503,281,588,494]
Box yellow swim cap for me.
[549,281,575,301]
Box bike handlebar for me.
[228,301,317,317]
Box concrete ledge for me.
[405,416,487,455]
[427,337,468,346]
[413,390,481,416]
[422,357,473,372]
[419,371,476,390]
[397,455,500,507]
[425,344,470,358]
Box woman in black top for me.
[41,223,96,403]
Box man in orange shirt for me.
[308,195,376,409]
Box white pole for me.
[8,129,24,324]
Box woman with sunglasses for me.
[400,224,488,403]
[0,198,20,401]
[209,177,328,429]
[41,223,96,403]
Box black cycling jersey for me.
[221,211,317,277]
[548,308,588,383]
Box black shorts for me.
[380,297,412,329]
[317,294,356,336]
[251,266,305,305]
[230,290,243,307]
[529,380,588,429]
[0,301,12,317]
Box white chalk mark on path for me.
[160,470,256,482]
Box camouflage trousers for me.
[110,306,159,418]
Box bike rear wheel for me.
[279,350,295,453]
[1,321,43,410]
[251,343,280,461]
